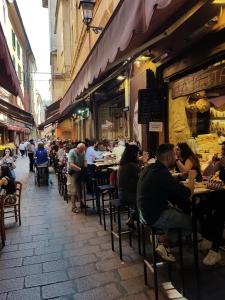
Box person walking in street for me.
[67,143,87,213]
[24,139,29,157]
[19,141,26,157]
[27,139,35,172]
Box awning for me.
[7,125,30,133]
[60,0,191,113]
[45,98,61,120]
[0,23,23,99]
[0,98,34,125]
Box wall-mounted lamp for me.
[78,0,103,34]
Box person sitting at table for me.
[203,141,225,182]
[85,140,103,193]
[197,141,225,265]
[137,143,196,262]
[112,140,125,163]
[118,144,141,229]
[175,142,202,182]
[0,165,16,199]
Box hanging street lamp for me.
[78,0,103,34]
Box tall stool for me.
[97,184,115,230]
[141,222,185,300]
[109,199,142,260]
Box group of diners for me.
[48,137,225,266]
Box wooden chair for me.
[4,181,22,226]
[0,197,6,247]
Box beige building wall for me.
[46,0,120,103]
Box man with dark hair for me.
[137,143,197,262]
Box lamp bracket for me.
[87,25,103,34]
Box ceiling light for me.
[117,75,126,81]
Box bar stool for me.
[109,198,142,260]
[97,184,115,230]
[140,219,185,300]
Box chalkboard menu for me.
[138,89,162,124]
[196,111,210,135]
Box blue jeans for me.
[153,207,192,240]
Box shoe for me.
[198,239,212,253]
[203,250,222,266]
[72,207,80,213]
[156,243,176,262]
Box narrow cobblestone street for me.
[0,157,157,300]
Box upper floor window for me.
[12,30,16,49]
[12,55,15,67]
[18,64,22,82]
[3,5,6,24]
[17,41,21,59]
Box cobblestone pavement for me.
[0,157,159,300]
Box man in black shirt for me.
[137,144,196,262]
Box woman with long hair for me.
[118,144,140,228]
[0,148,16,179]
[175,142,202,181]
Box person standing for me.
[27,139,35,172]
[67,143,87,213]
[24,140,29,156]
[19,141,26,157]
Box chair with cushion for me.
[3,181,22,226]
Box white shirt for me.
[112,145,125,162]
[19,143,25,150]
[85,146,103,165]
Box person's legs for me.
[67,174,79,212]
[28,153,34,171]
[153,207,192,237]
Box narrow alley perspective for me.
[0,157,152,300]
[1,1,225,300]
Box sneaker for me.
[203,250,222,266]
[156,243,176,262]
[198,239,212,253]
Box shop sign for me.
[138,89,161,124]
[172,63,225,99]
[149,122,163,132]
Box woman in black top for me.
[118,144,140,228]
[175,142,202,181]
[0,165,16,195]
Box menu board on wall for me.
[138,89,162,124]
[196,111,210,135]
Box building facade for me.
[0,0,35,146]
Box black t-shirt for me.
[1,176,16,194]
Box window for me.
[12,30,16,49]
[3,5,6,24]
[12,55,15,67]
[17,41,20,59]
[18,64,22,82]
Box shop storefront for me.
[96,94,126,141]
[165,59,225,168]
